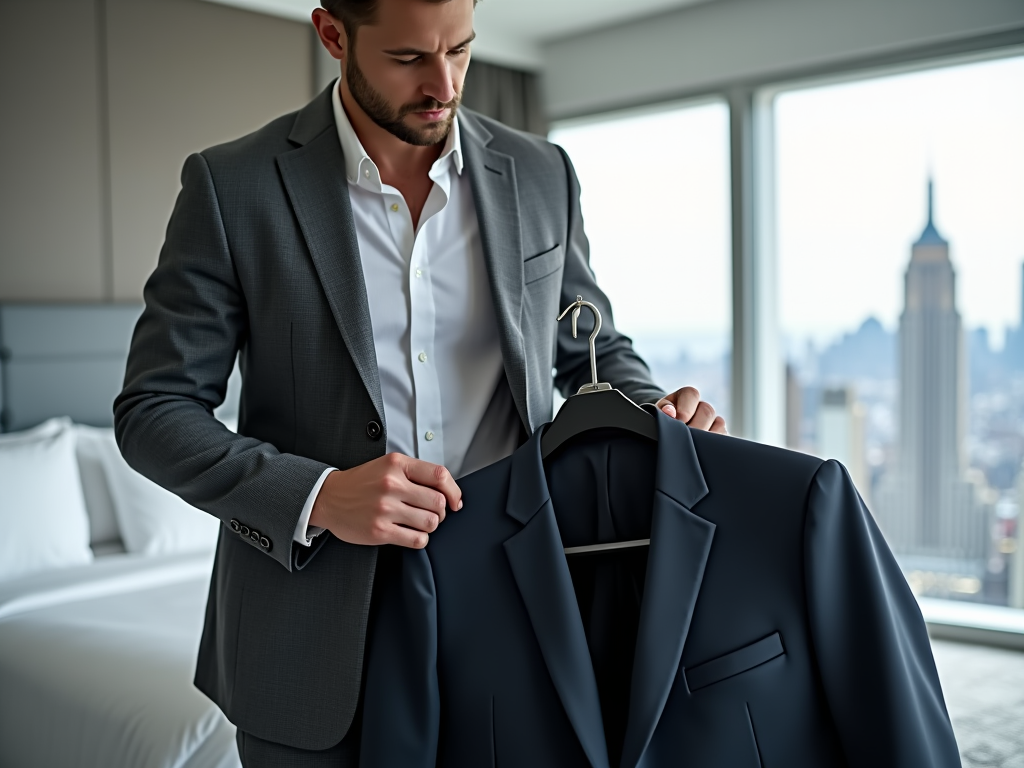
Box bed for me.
[0,303,243,768]
[0,550,239,768]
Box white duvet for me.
[0,550,240,768]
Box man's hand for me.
[309,453,462,549]
[656,387,728,434]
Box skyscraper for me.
[875,182,986,563]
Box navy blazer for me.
[360,409,960,768]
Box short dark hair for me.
[322,0,478,36]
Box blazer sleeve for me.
[551,145,666,407]
[359,546,440,768]
[804,460,962,768]
[113,153,331,571]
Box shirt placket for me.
[381,171,449,466]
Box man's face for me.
[343,0,474,146]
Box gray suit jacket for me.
[114,83,664,750]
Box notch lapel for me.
[620,412,715,768]
[276,111,384,425]
[503,430,610,768]
[460,114,530,430]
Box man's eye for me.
[396,57,420,66]
[449,48,467,56]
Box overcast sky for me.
[551,52,1024,357]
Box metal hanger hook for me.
[557,295,602,387]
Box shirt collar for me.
[331,78,464,189]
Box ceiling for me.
[201,0,715,69]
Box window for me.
[549,101,732,419]
[773,55,1024,608]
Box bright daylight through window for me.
[550,101,732,422]
[775,54,1024,610]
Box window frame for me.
[548,35,1024,646]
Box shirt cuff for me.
[293,467,336,546]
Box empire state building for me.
[875,182,985,563]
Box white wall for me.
[0,0,313,303]
[541,0,1024,119]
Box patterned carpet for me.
[932,640,1024,768]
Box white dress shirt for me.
[293,83,519,545]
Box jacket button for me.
[230,519,240,533]
[366,420,382,440]
[259,535,271,550]
[249,529,260,543]
[239,525,250,538]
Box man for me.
[115,0,726,764]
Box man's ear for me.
[311,8,347,62]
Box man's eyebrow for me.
[383,32,476,56]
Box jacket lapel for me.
[276,86,385,425]
[620,411,715,768]
[460,113,530,430]
[503,429,610,768]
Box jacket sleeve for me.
[113,152,331,571]
[804,460,962,767]
[551,145,666,407]
[359,546,440,768]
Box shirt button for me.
[390,203,399,212]
[415,268,423,278]
[363,168,370,178]
[418,351,427,363]
[425,431,435,441]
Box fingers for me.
[686,400,717,431]
[403,456,463,511]
[710,415,728,435]
[382,523,430,550]
[388,472,448,524]
[389,500,443,535]
[668,387,701,422]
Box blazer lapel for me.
[276,88,385,425]
[503,430,610,768]
[620,412,715,768]
[460,114,530,430]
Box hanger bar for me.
[563,539,650,555]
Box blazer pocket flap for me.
[523,244,564,284]
[684,632,785,692]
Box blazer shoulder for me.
[198,108,303,173]
[690,429,826,505]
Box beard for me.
[346,49,461,147]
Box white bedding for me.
[0,550,240,768]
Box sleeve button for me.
[249,529,260,543]
[239,525,250,538]
[230,519,240,533]
[259,536,271,550]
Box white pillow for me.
[94,437,219,556]
[72,425,122,548]
[0,416,69,444]
[0,420,93,581]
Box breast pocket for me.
[523,244,564,285]
[684,632,785,692]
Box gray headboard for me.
[0,303,239,433]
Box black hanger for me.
[540,296,657,554]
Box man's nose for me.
[422,57,456,105]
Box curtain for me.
[461,59,548,136]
